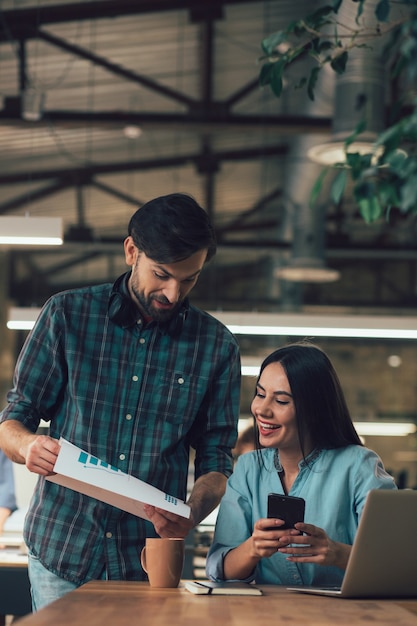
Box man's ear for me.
[124,236,138,267]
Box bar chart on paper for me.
[46,438,191,520]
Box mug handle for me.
[140,547,148,573]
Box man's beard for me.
[131,283,182,323]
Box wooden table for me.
[13,580,417,626]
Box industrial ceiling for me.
[0,0,416,314]
[1,0,417,487]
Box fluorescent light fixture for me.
[10,308,417,342]
[0,216,63,245]
[241,357,263,377]
[6,310,417,438]
[209,312,417,340]
[22,87,45,122]
[7,307,41,330]
[353,422,417,437]
[274,258,340,284]
[307,141,407,168]
[307,141,383,166]
[275,265,340,283]
[241,365,260,376]
[123,125,142,139]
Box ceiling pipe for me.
[308,0,386,165]
[276,0,385,289]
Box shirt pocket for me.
[150,370,208,426]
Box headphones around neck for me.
[107,272,189,336]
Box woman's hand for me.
[223,517,301,580]
[277,522,351,570]
[248,517,302,559]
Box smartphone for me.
[267,493,305,530]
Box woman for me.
[206,342,397,587]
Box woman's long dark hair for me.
[254,342,362,459]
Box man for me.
[0,193,241,610]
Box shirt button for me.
[178,377,184,385]
[106,532,113,539]
[139,338,145,344]
[119,454,126,461]
[132,375,138,381]
[126,414,132,421]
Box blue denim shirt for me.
[206,446,397,586]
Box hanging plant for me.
[259,0,417,223]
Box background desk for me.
[0,549,32,622]
[15,581,417,626]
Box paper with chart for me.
[46,438,190,520]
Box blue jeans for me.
[28,552,79,611]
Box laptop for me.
[287,489,417,598]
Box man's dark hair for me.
[128,193,216,263]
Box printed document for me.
[46,438,190,520]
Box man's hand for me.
[143,471,227,538]
[23,435,61,476]
[0,420,60,475]
[143,505,194,538]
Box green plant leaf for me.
[400,171,417,212]
[288,44,310,64]
[317,40,334,53]
[354,182,383,223]
[332,0,343,13]
[377,179,401,209]
[270,61,285,97]
[307,66,321,100]
[344,119,367,148]
[305,5,335,29]
[330,50,348,74]
[290,19,310,37]
[259,63,275,87]
[355,0,365,23]
[331,169,348,204]
[360,196,383,222]
[376,0,390,22]
[261,31,288,56]
[375,120,403,151]
[384,148,408,173]
[346,151,372,180]
[294,76,308,90]
[309,167,330,208]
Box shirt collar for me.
[273,447,322,472]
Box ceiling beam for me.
[9,240,417,260]
[0,144,289,187]
[37,29,198,108]
[0,98,333,135]
[0,180,74,214]
[0,0,257,35]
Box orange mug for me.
[140,538,185,588]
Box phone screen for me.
[267,493,305,530]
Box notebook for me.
[184,581,262,595]
[287,489,417,598]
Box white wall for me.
[13,463,38,509]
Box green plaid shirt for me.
[0,282,240,584]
